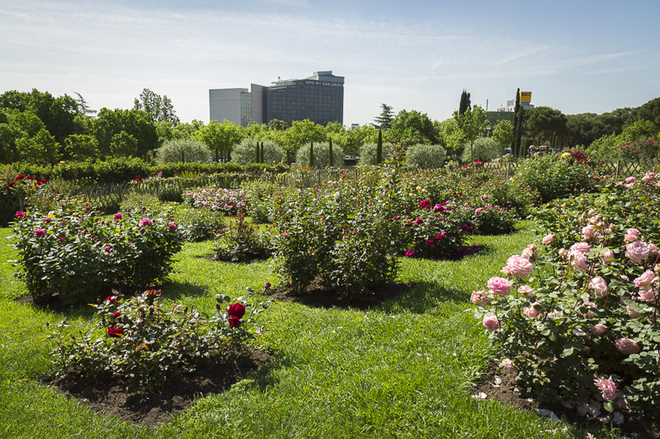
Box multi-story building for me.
[209,88,251,127]
[210,71,344,127]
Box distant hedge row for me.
[1,158,289,184]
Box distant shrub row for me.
[1,158,288,185]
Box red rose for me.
[227,303,246,319]
[107,327,124,337]
[113,311,121,319]
[105,296,117,303]
[228,316,241,328]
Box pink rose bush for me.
[11,199,183,306]
[473,202,660,418]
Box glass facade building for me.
[210,71,344,127]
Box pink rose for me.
[542,234,555,245]
[558,248,567,257]
[591,324,607,336]
[570,250,588,272]
[634,270,658,288]
[624,228,640,243]
[487,277,510,297]
[638,288,656,302]
[615,338,640,355]
[15,211,26,218]
[582,301,597,318]
[588,276,608,298]
[482,314,501,331]
[582,225,596,239]
[649,243,659,256]
[521,244,538,263]
[114,213,123,220]
[140,218,152,227]
[168,223,177,232]
[475,208,484,214]
[523,302,541,319]
[602,249,615,264]
[500,358,514,370]
[626,241,650,264]
[518,285,534,297]
[470,290,491,307]
[594,376,618,401]
[34,228,46,237]
[405,250,415,258]
[570,242,591,254]
[504,255,533,278]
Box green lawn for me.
[0,223,624,438]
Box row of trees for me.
[1,87,658,166]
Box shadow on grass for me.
[376,280,469,314]
[160,280,209,300]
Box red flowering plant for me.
[0,174,48,225]
[46,289,270,392]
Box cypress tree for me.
[328,137,334,167]
[459,90,471,116]
[513,88,524,156]
[376,129,383,165]
[255,142,260,163]
[309,142,314,168]
[260,142,264,164]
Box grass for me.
[0,222,626,438]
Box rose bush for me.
[46,289,270,392]
[11,196,184,305]
[473,191,660,420]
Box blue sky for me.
[1,0,659,126]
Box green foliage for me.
[64,134,100,161]
[513,153,598,203]
[154,138,211,164]
[11,199,184,305]
[240,180,280,223]
[194,120,245,163]
[295,141,343,169]
[358,142,393,165]
[271,170,402,298]
[231,138,286,165]
[183,186,246,215]
[460,137,500,163]
[46,289,268,392]
[492,120,514,153]
[406,143,446,168]
[132,88,179,126]
[214,210,274,262]
[93,108,159,158]
[372,103,394,131]
[399,201,465,259]
[388,109,438,146]
[281,119,327,156]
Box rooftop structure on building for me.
[210,71,344,127]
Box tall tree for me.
[93,108,159,158]
[372,104,394,130]
[513,89,524,156]
[133,88,180,126]
[492,120,514,154]
[455,105,489,162]
[388,109,438,146]
[523,107,567,145]
[458,90,471,116]
[194,119,245,162]
[73,92,97,116]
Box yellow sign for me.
[520,91,532,103]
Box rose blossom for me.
[227,303,246,319]
[470,290,491,307]
[523,302,541,319]
[638,288,656,302]
[487,277,510,297]
[140,217,152,227]
[558,248,567,257]
[591,324,607,336]
[626,305,641,318]
[649,243,659,256]
[634,270,658,288]
[521,244,538,263]
[107,327,124,338]
[570,250,588,272]
[500,358,514,370]
[114,213,123,220]
[582,225,597,239]
[594,376,618,401]
[482,314,501,331]
[228,316,241,328]
[626,240,650,264]
[504,255,533,278]
[624,228,640,243]
[602,249,615,264]
[15,211,26,218]
[33,228,46,237]
[518,285,534,297]
[405,250,415,258]
[168,223,177,232]
[542,234,555,245]
[582,301,597,318]
[588,276,608,298]
[615,337,640,355]
[570,242,591,254]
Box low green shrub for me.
[214,210,274,262]
[47,289,270,392]
[406,144,446,168]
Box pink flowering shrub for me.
[11,196,183,305]
[398,200,466,259]
[474,202,660,419]
[183,185,246,215]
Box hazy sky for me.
[2,0,659,125]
